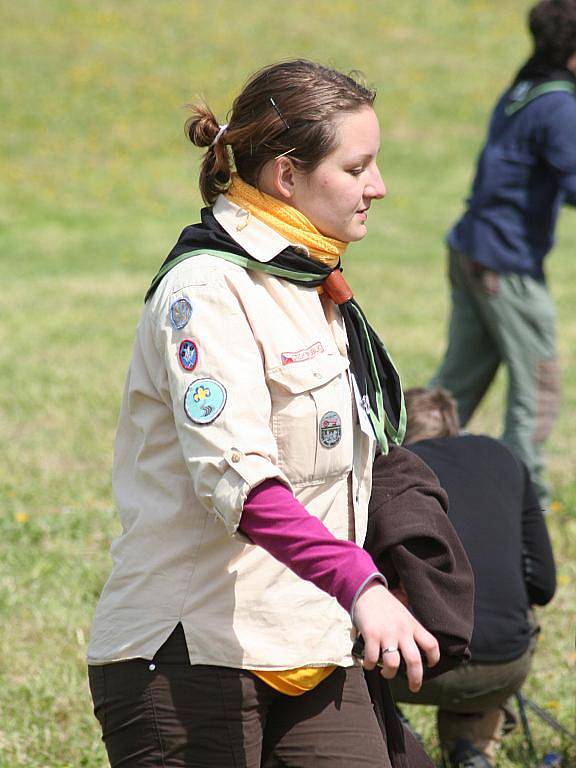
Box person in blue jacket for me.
[431,0,576,507]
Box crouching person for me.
[362,422,476,766]
[387,388,557,768]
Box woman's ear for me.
[272,157,297,200]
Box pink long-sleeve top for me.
[240,478,384,617]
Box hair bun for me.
[185,103,221,148]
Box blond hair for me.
[404,387,460,444]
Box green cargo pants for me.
[390,643,533,763]
[431,250,561,506]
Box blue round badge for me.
[184,378,227,425]
[178,339,198,371]
[319,410,342,448]
[169,297,193,330]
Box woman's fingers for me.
[361,634,382,670]
[352,582,441,690]
[394,640,424,691]
[415,624,440,669]
[376,644,401,678]
[383,629,440,691]
[388,628,440,692]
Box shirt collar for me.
[213,194,309,262]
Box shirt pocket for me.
[266,356,353,486]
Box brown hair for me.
[185,59,376,205]
[403,387,460,445]
[529,0,576,67]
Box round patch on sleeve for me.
[169,297,193,329]
[319,411,342,448]
[184,378,227,424]
[178,339,198,371]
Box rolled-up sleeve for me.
[150,263,290,535]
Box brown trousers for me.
[88,626,390,768]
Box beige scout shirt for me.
[88,195,376,669]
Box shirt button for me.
[148,663,156,671]
[231,451,241,463]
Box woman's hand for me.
[352,581,440,692]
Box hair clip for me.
[274,147,297,160]
[269,97,290,131]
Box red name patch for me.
[281,342,324,366]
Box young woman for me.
[87,59,440,768]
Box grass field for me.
[1,1,574,765]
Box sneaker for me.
[449,739,493,768]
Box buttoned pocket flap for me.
[266,355,352,485]
[266,355,349,394]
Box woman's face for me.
[290,106,386,243]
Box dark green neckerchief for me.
[505,79,575,115]
[146,212,406,453]
[505,55,576,116]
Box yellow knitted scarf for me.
[226,173,347,267]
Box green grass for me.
[1,1,574,765]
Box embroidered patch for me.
[169,297,193,330]
[281,341,324,366]
[184,378,227,424]
[509,81,531,102]
[319,411,342,449]
[178,339,198,371]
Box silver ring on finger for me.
[381,646,399,655]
